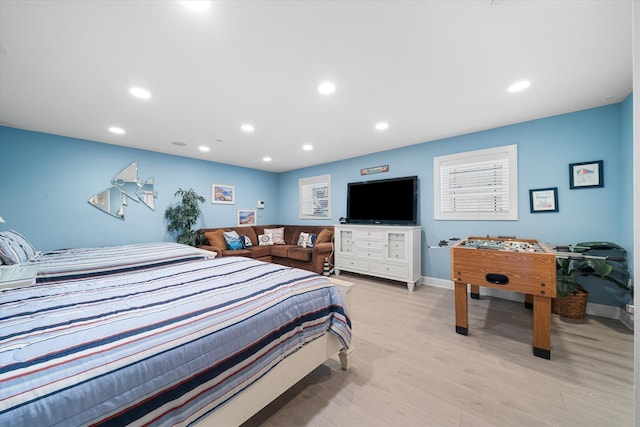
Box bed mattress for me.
[26,242,215,284]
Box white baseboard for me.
[419,275,634,330]
[420,276,454,290]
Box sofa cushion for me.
[221,245,272,259]
[205,229,228,249]
[282,226,301,245]
[316,228,333,244]
[247,245,272,258]
[264,227,285,244]
[270,244,293,258]
[287,246,312,262]
[221,248,252,257]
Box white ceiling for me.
[0,0,632,173]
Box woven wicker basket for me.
[552,286,588,319]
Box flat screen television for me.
[347,176,418,225]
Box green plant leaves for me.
[164,188,205,246]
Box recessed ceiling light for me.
[172,141,187,147]
[129,87,151,99]
[241,124,255,132]
[302,144,313,151]
[263,156,272,162]
[198,146,210,152]
[507,80,531,93]
[375,122,389,130]
[318,81,336,95]
[181,1,210,12]
[109,127,125,134]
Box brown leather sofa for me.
[197,225,334,275]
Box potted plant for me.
[164,188,206,246]
[554,242,631,318]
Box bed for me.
[26,242,216,284]
[0,255,353,426]
[0,231,216,285]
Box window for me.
[299,174,331,219]
[434,144,518,220]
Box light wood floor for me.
[241,273,635,427]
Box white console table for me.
[334,224,421,291]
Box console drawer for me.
[370,262,408,278]
[356,248,383,260]
[336,256,369,271]
[356,239,384,250]
[355,229,384,240]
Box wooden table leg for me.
[470,284,480,300]
[532,295,551,359]
[455,282,469,335]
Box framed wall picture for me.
[237,209,256,226]
[569,160,603,189]
[529,187,558,213]
[212,184,235,204]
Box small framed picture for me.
[212,184,235,204]
[529,187,558,213]
[237,209,256,226]
[569,160,603,189]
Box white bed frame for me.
[203,277,354,426]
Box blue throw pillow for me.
[240,235,253,248]
[223,231,243,250]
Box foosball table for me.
[450,236,556,359]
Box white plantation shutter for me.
[299,174,331,219]
[434,145,518,220]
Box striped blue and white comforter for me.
[0,256,351,426]
[26,242,215,284]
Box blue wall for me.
[0,99,633,308]
[0,127,279,250]
[278,101,633,308]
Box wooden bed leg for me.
[339,346,353,370]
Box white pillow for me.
[264,227,285,245]
[298,232,309,247]
[258,233,274,246]
[0,230,37,260]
